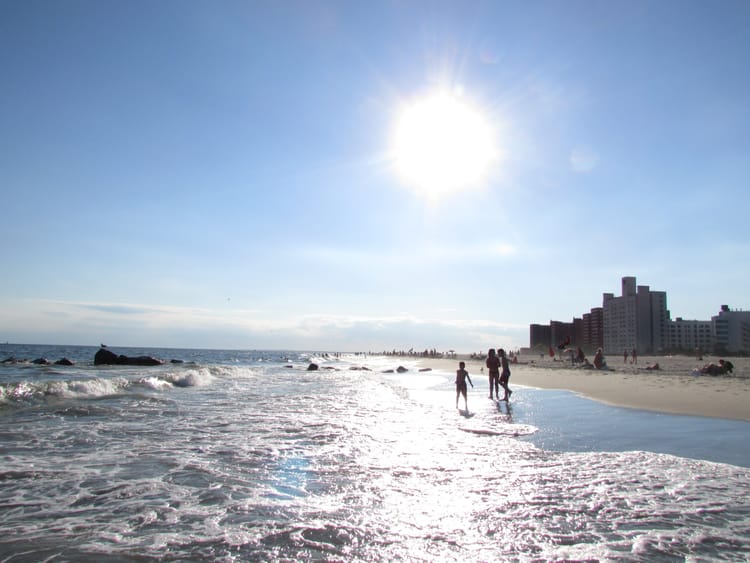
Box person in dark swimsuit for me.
[498,348,512,401]
[485,348,500,399]
[455,361,474,410]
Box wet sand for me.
[409,354,750,421]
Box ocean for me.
[1,344,749,562]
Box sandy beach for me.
[409,353,750,422]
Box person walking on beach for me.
[498,348,512,401]
[486,348,500,399]
[455,361,474,411]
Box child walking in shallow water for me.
[455,361,474,411]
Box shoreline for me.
[401,354,750,422]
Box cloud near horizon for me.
[0,298,527,353]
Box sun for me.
[392,92,496,199]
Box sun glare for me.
[392,92,496,199]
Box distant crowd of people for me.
[379,348,455,359]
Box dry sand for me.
[408,353,750,422]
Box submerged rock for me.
[54,358,74,366]
[307,362,319,371]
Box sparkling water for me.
[1,345,748,561]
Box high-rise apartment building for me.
[602,277,670,354]
[712,305,750,354]
[582,307,603,350]
[529,324,552,351]
[550,320,574,349]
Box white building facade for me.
[602,277,671,355]
[669,318,714,353]
[712,305,750,354]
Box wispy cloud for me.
[75,304,154,315]
[295,240,517,268]
[0,298,527,353]
[570,146,599,173]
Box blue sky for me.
[1,0,748,353]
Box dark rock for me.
[418,368,432,372]
[94,349,119,365]
[94,348,163,366]
[54,358,74,366]
[31,358,50,365]
[124,355,163,366]
[284,365,294,369]
[307,363,319,371]
[382,369,394,373]
[130,356,163,366]
[170,359,184,364]
[396,366,408,373]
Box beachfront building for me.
[712,305,750,354]
[529,324,552,352]
[582,307,604,351]
[530,315,595,354]
[573,317,584,347]
[530,277,749,356]
[551,320,574,349]
[602,277,670,355]
[669,318,713,353]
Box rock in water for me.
[94,348,163,366]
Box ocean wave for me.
[137,376,175,391]
[458,422,538,437]
[0,377,131,405]
[131,367,216,390]
[54,377,129,398]
[206,364,248,379]
[0,368,219,407]
[163,368,215,387]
